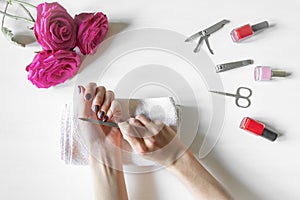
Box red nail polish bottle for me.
[240,117,278,141]
[231,21,269,42]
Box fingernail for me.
[103,115,109,122]
[98,111,105,119]
[78,86,81,94]
[92,105,100,113]
[85,93,91,101]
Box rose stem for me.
[9,0,36,9]
[0,10,35,24]
[18,3,35,22]
[1,1,9,29]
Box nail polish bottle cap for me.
[251,21,269,32]
[261,127,278,141]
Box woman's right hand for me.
[118,114,185,166]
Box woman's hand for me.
[118,114,185,167]
[118,115,231,199]
[77,83,125,168]
[78,82,122,144]
[78,83,128,200]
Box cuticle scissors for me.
[209,87,252,108]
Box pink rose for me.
[26,50,80,88]
[75,12,108,55]
[34,2,77,51]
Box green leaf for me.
[1,26,25,47]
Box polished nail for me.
[85,93,91,101]
[103,115,109,122]
[98,111,105,119]
[92,105,100,113]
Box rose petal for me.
[26,50,80,88]
[75,12,108,55]
[34,2,77,51]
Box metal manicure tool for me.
[78,117,119,128]
[215,59,253,73]
[209,87,252,108]
[185,19,230,54]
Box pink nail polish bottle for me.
[231,21,269,42]
[254,66,288,81]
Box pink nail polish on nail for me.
[231,21,269,42]
[254,66,288,81]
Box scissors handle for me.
[235,98,251,108]
[237,87,252,98]
[235,87,252,108]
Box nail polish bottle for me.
[231,21,269,42]
[240,117,278,141]
[254,66,288,81]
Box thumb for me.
[118,121,147,153]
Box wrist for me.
[166,149,195,173]
[89,144,123,170]
[90,154,123,171]
[166,150,232,200]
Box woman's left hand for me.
[77,83,126,168]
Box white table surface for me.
[1,0,299,199]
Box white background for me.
[0,0,300,199]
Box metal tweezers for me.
[185,19,230,54]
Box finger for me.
[128,118,148,138]
[144,138,156,151]
[78,85,86,101]
[124,134,147,154]
[77,84,100,120]
[143,122,169,150]
[91,86,106,113]
[152,125,176,147]
[136,114,151,126]
[129,118,145,129]
[152,120,165,134]
[77,85,86,114]
[100,90,114,121]
[160,125,177,139]
[106,100,122,122]
[78,85,85,94]
[136,114,164,135]
[84,82,97,101]
[118,121,147,153]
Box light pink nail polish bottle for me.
[254,66,288,81]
